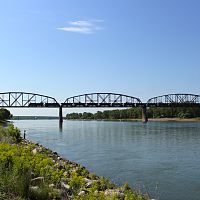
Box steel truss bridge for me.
[147,94,200,107]
[62,93,142,108]
[0,92,200,122]
[0,92,59,108]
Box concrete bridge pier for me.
[59,106,63,123]
[142,105,148,123]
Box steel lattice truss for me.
[62,93,142,107]
[0,92,59,108]
[1,92,200,109]
[147,94,200,106]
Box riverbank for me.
[148,117,200,122]
[0,124,150,200]
[65,117,200,122]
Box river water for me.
[13,120,200,200]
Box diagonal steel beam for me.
[23,94,36,106]
[10,93,22,106]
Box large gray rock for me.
[31,177,44,185]
[83,178,97,188]
[104,189,125,198]
[30,186,39,191]
[78,190,86,196]
[49,183,55,188]
[61,182,70,190]
[32,148,37,155]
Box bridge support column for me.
[59,106,63,123]
[142,105,148,123]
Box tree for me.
[0,108,12,121]
[94,111,103,119]
[102,111,110,119]
[82,112,94,119]
[65,106,200,120]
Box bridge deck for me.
[61,103,143,108]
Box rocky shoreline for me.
[19,138,150,200]
[22,139,102,199]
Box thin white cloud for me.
[69,21,93,27]
[57,20,103,34]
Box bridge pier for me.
[59,106,63,123]
[142,105,148,123]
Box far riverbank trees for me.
[66,107,200,120]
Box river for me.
[13,120,200,200]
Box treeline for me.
[66,107,200,120]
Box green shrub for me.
[0,108,12,121]
[69,172,85,194]
[6,124,21,142]
[99,177,115,190]
[29,184,51,200]
[0,124,21,143]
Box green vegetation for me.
[66,107,200,120]
[0,108,12,121]
[0,124,150,200]
[0,124,21,143]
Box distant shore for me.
[66,118,200,122]
[11,116,200,122]
[148,118,200,122]
[12,116,59,120]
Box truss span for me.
[0,92,59,108]
[147,94,200,106]
[62,93,142,108]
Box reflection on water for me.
[13,120,200,200]
[59,121,63,132]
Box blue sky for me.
[1,0,200,116]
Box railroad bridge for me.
[0,92,200,123]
